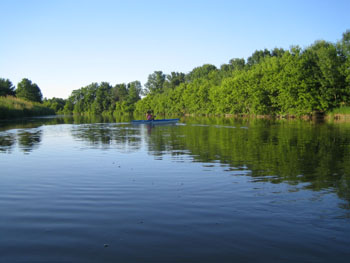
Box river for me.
[0,116,349,262]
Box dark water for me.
[0,116,349,262]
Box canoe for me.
[131,118,180,124]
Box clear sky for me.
[0,0,349,99]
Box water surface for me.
[0,116,349,262]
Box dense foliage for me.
[16,78,43,103]
[43,97,66,114]
[0,78,16,97]
[63,81,142,115]
[2,30,350,118]
[0,78,54,119]
[135,30,350,117]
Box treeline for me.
[135,30,350,116]
[63,30,350,117]
[62,81,142,115]
[3,30,350,118]
[0,78,43,102]
[0,78,57,119]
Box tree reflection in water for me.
[0,130,42,153]
[0,116,349,209]
[17,130,42,153]
[0,133,16,153]
[143,118,350,209]
[71,123,142,152]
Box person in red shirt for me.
[146,111,155,120]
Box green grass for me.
[329,106,350,115]
[0,96,55,120]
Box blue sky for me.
[0,0,349,99]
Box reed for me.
[0,96,55,120]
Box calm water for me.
[0,116,349,262]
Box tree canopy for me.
[16,78,43,103]
[144,71,166,95]
[43,97,66,113]
[0,78,16,97]
[2,30,350,118]
[63,81,142,115]
[135,30,350,117]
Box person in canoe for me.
[146,110,156,121]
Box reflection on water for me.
[0,129,42,153]
[1,116,350,207]
[0,134,15,153]
[1,116,350,262]
[0,114,132,131]
[71,124,142,152]
[17,130,42,153]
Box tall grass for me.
[329,106,350,115]
[0,96,55,120]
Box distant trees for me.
[246,49,272,67]
[338,30,350,90]
[135,30,350,117]
[115,81,142,113]
[186,64,217,81]
[164,72,186,90]
[3,30,350,118]
[144,71,166,94]
[63,81,142,115]
[0,78,16,96]
[43,97,66,113]
[16,78,43,103]
[143,71,187,96]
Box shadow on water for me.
[1,115,350,209]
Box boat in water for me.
[131,118,180,124]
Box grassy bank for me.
[328,106,350,115]
[324,106,350,121]
[0,96,55,120]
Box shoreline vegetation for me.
[1,30,350,121]
[0,96,54,120]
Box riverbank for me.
[185,112,350,121]
[0,96,55,120]
[2,99,350,122]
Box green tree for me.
[63,30,350,117]
[144,71,166,94]
[0,78,15,96]
[338,30,350,98]
[164,72,186,90]
[186,64,217,82]
[271,48,286,57]
[122,81,142,113]
[113,84,128,102]
[247,49,271,67]
[91,82,112,114]
[43,97,66,112]
[229,58,246,70]
[16,78,43,103]
[63,97,74,113]
[127,81,142,103]
[299,40,346,112]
